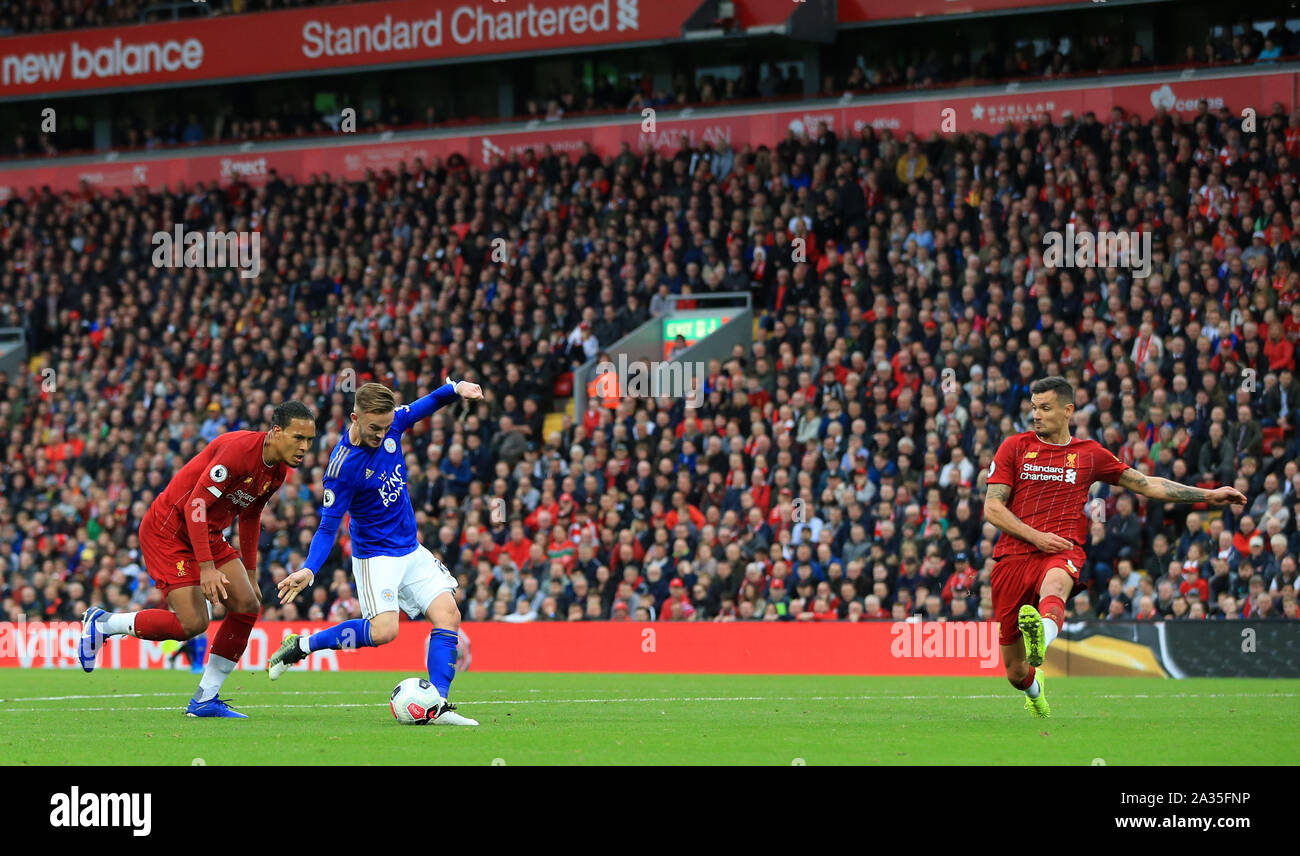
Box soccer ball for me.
[390,677,443,724]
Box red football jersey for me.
[144,430,289,564]
[986,431,1129,559]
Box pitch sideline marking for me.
[0,691,1295,712]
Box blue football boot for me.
[185,696,249,719]
[78,607,107,672]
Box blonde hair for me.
[353,382,396,415]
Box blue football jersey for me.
[304,385,459,569]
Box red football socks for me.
[1038,595,1065,629]
[211,612,259,662]
[1011,665,1037,691]
[133,610,187,641]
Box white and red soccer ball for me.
[390,677,443,724]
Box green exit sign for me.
[664,315,732,341]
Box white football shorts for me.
[352,545,457,619]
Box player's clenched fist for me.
[447,377,484,400]
[277,568,315,605]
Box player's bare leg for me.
[1002,638,1049,718]
[367,609,400,645]
[425,592,477,726]
[171,586,216,636]
[1020,566,1073,667]
[187,557,261,718]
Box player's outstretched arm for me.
[1116,469,1247,507]
[391,377,485,433]
[983,483,1073,553]
[448,377,484,400]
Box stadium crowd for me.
[3,91,1300,628]
[0,0,365,34]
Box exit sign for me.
[664,315,732,341]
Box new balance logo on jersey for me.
[1023,451,1038,459]
[365,469,373,479]
[50,787,152,837]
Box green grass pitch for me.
[1,670,1296,765]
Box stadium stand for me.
[2,1,1299,631]
[4,98,1300,626]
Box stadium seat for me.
[553,372,574,398]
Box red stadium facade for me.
[0,0,1090,98]
[0,0,689,97]
[0,66,1290,200]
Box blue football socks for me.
[307,618,374,651]
[427,628,459,698]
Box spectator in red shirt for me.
[1178,564,1210,603]
[1232,516,1258,555]
[1283,302,1300,341]
[808,596,839,621]
[660,578,696,620]
[502,521,534,571]
[941,553,978,604]
[1264,321,1296,372]
[664,490,705,531]
[525,502,557,535]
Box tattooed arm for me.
[983,483,1073,553]
[1117,469,1248,506]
